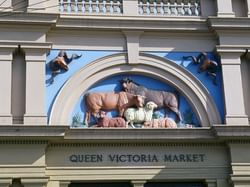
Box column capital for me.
[216,46,250,65]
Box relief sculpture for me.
[94,111,127,128]
[47,50,82,85]
[81,78,186,128]
[124,101,158,128]
[84,91,145,127]
[120,78,182,122]
[183,52,218,85]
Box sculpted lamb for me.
[124,101,158,128]
[143,118,177,128]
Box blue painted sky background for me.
[46,50,224,127]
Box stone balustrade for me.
[59,0,123,14]
[1,0,250,17]
[59,0,201,16]
[138,0,200,16]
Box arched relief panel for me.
[49,53,221,127]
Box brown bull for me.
[121,78,182,122]
[84,91,144,126]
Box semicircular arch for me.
[49,53,221,126]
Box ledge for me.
[213,125,250,139]
[0,125,249,142]
[208,17,250,30]
[56,15,208,31]
[0,41,53,50]
[0,12,58,26]
[0,125,67,138]
[64,127,215,142]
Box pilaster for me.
[205,179,217,187]
[131,180,146,187]
[216,47,248,125]
[47,181,60,187]
[229,143,250,187]
[0,179,12,187]
[21,178,48,187]
[60,181,71,187]
[27,0,47,12]
[24,49,47,125]
[247,0,250,17]
[123,31,143,64]
[123,0,138,16]
[216,0,235,17]
[0,0,12,11]
[0,48,12,125]
[44,0,59,12]
[216,179,230,187]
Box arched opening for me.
[49,53,221,126]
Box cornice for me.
[208,17,250,31]
[64,128,216,142]
[0,41,52,50]
[0,126,249,143]
[0,125,67,138]
[56,15,208,31]
[213,125,250,139]
[0,12,58,26]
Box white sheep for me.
[124,101,158,128]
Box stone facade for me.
[0,0,250,187]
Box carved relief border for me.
[49,53,221,126]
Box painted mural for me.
[46,50,223,128]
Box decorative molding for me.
[0,41,52,50]
[0,126,67,137]
[49,53,221,127]
[0,125,248,141]
[208,17,250,30]
[0,140,48,144]
[213,125,250,139]
[49,141,226,147]
[64,128,217,142]
[0,12,58,26]
[57,15,208,31]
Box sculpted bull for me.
[124,101,158,128]
[121,78,182,122]
[84,91,144,126]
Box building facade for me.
[0,0,250,187]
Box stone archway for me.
[49,53,221,126]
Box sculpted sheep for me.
[95,110,126,128]
[124,101,158,128]
[143,118,177,128]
